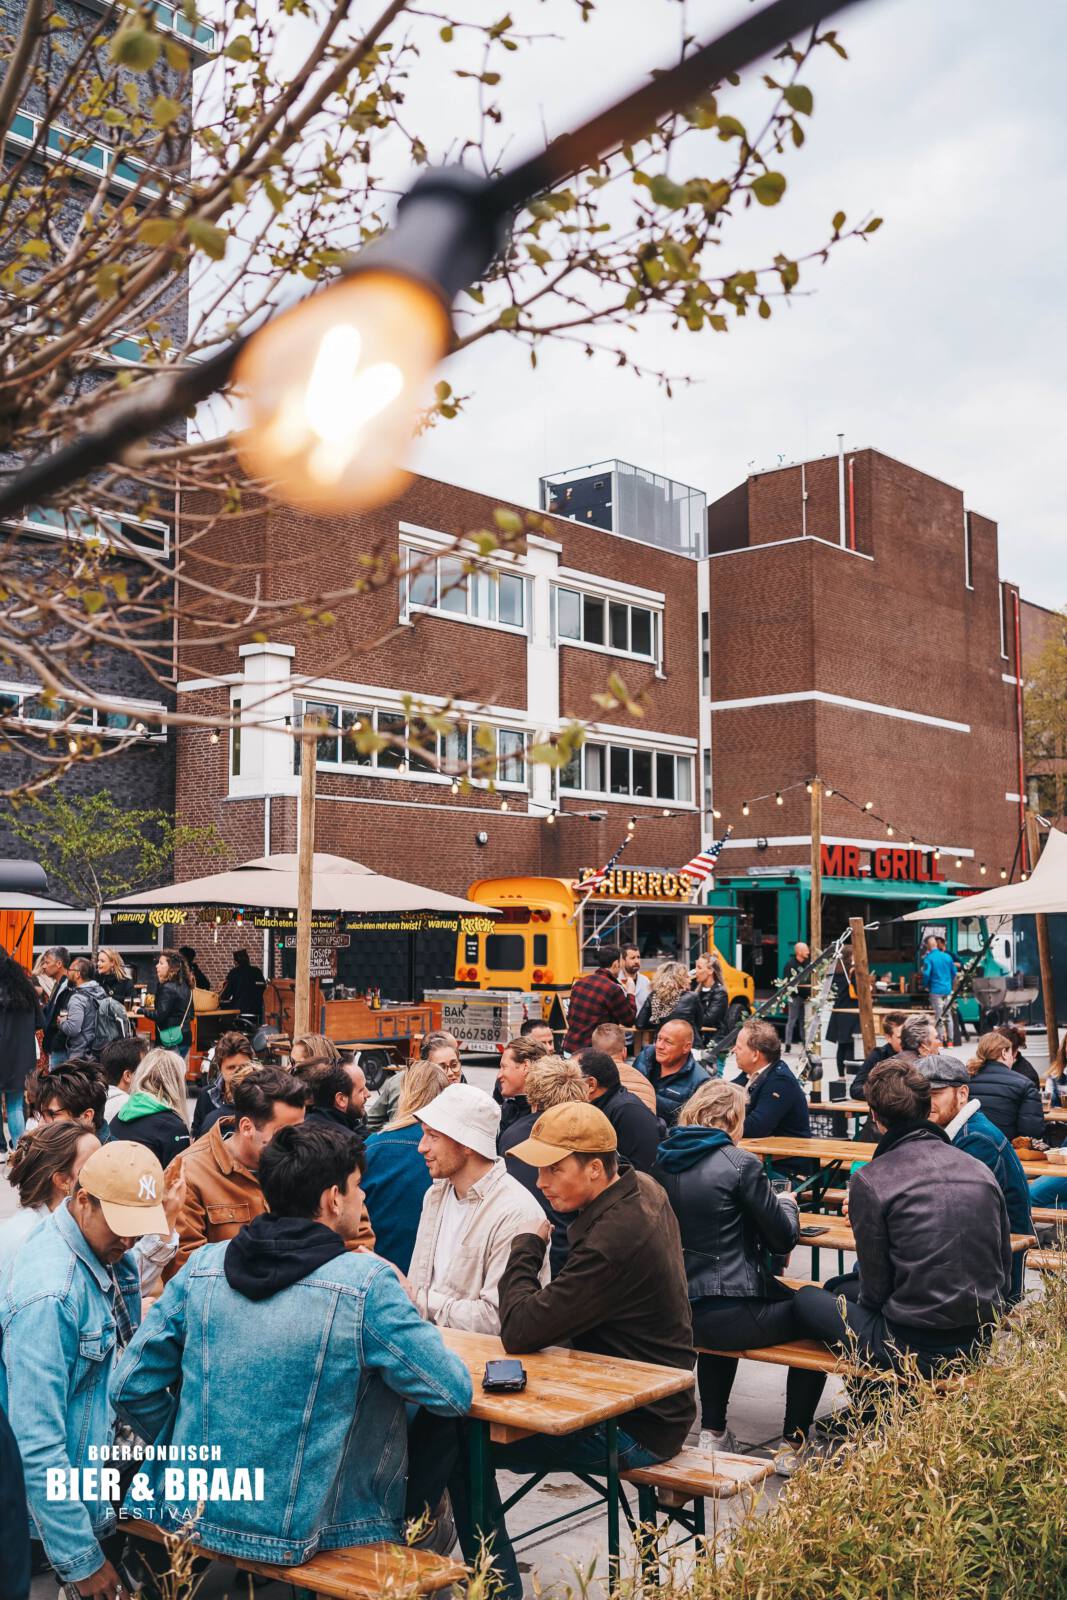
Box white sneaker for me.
[698,1427,739,1455]
[771,1434,810,1477]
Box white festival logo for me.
[138,1174,157,1201]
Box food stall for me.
[108,852,496,1081]
[0,859,59,969]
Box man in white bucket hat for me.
[407,1084,549,1333]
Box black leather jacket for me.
[653,1142,800,1299]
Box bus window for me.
[533,934,548,964]
[956,916,985,956]
[485,934,527,971]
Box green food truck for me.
[706,845,1008,1028]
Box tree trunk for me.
[92,902,101,960]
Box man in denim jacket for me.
[0,1141,170,1598]
[111,1121,472,1564]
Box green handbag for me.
[159,994,192,1049]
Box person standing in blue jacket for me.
[921,936,959,1041]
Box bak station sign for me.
[821,844,944,883]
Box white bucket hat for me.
[415,1083,500,1162]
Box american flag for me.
[682,827,733,884]
[580,831,633,893]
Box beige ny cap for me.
[78,1142,169,1236]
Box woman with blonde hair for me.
[647,960,702,1033]
[96,947,134,1004]
[653,1077,814,1469]
[965,1031,1044,1142]
[109,1047,192,1169]
[360,1060,448,1272]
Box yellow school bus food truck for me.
[427,871,752,1051]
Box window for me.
[999,583,1009,660]
[7,504,170,557]
[230,697,242,777]
[403,548,526,631]
[560,739,694,804]
[292,700,527,788]
[555,588,659,660]
[533,934,548,964]
[963,513,973,590]
[0,685,165,740]
[485,934,526,971]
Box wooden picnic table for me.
[440,1328,695,1579]
[1045,1106,1067,1123]
[792,1212,1035,1273]
[743,1134,1055,1181]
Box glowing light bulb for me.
[546,812,556,825]
[824,786,833,798]
[999,868,1007,880]
[886,824,894,837]
[741,801,750,816]
[235,271,451,513]
[805,781,813,794]
[775,791,783,806]
[980,863,987,875]
[712,808,722,820]
[450,781,459,794]
[954,858,962,869]
[210,730,219,744]
[499,799,509,812]
[864,800,874,811]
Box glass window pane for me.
[609,746,630,795]
[609,603,629,652]
[498,574,524,628]
[407,719,435,773]
[498,728,525,785]
[557,587,581,639]
[583,595,605,645]
[632,749,653,797]
[676,756,692,803]
[440,723,469,770]
[559,748,580,791]
[377,710,406,768]
[24,694,61,722]
[485,935,526,972]
[0,692,21,717]
[407,552,436,609]
[439,557,468,615]
[656,752,675,799]
[301,700,338,764]
[341,707,373,766]
[584,744,605,793]
[470,570,496,621]
[231,698,242,777]
[630,608,653,657]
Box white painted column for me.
[697,557,713,852]
[525,534,562,815]
[230,642,299,798]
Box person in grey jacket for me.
[59,959,109,1059]
[793,1058,1011,1420]
[654,1078,815,1465]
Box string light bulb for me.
[824,786,833,799]
[661,808,671,818]
[499,799,509,812]
[1021,871,1028,881]
[68,737,78,755]
[999,868,1007,880]
[805,781,813,795]
[980,863,987,875]
[864,800,874,811]
[450,780,459,794]
[741,801,750,816]
[886,824,894,837]
[775,791,783,806]
[210,730,220,744]
[954,857,963,870]
[933,848,941,861]
[546,811,556,825]
[712,808,722,820]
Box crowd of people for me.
[0,931,1059,1600]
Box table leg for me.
[605,1417,620,1593]
[468,1418,490,1546]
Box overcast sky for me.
[399,0,1066,605]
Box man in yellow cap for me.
[0,1142,171,1600]
[446,1102,696,1599]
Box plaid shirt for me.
[563,969,636,1053]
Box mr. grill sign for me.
[820,845,944,883]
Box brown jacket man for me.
[166,1077,374,1281]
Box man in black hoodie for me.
[304,1059,369,1134]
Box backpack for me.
[89,991,133,1053]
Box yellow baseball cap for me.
[508,1102,618,1168]
[78,1142,169,1236]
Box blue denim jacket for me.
[0,1202,141,1583]
[110,1241,473,1564]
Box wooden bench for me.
[124,1517,467,1598]
[1027,1249,1067,1273]
[696,1340,972,1393]
[617,1448,773,1568]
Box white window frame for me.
[554,583,663,667]
[400,544,527,636]
[963,511,973,591]
[294,698,529,791]
[559,737,695,808]
[3,504,170,558]
[6,108,171,199]
[0,682,167,740]
[998,583,1009,660]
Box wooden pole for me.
[294,731,317,1041]
[809,780,823,1097]
[850,916,877,1058]
[1024,809,1059,1066]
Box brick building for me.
[173,472,702,994]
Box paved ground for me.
[5,1033,1051,1597]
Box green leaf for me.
[164,38,191,71]
[439,24,453,41]
[138,217,179,247]
[782,83,814,115]
[758,298,771,319]
[82,590,105,614]
[262,177,286,213]
[225,34,254,61]
[110,24,162,71]
[832,210,846,232]
[94,264,121,300]
[186,218,227,260]
[150,95,184,129]
[493,508,522,534]
[649,174,688,210]
[752,170,787,206]
[496,304,520,329]
[716,115,746,141]
[864,216,884,233]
